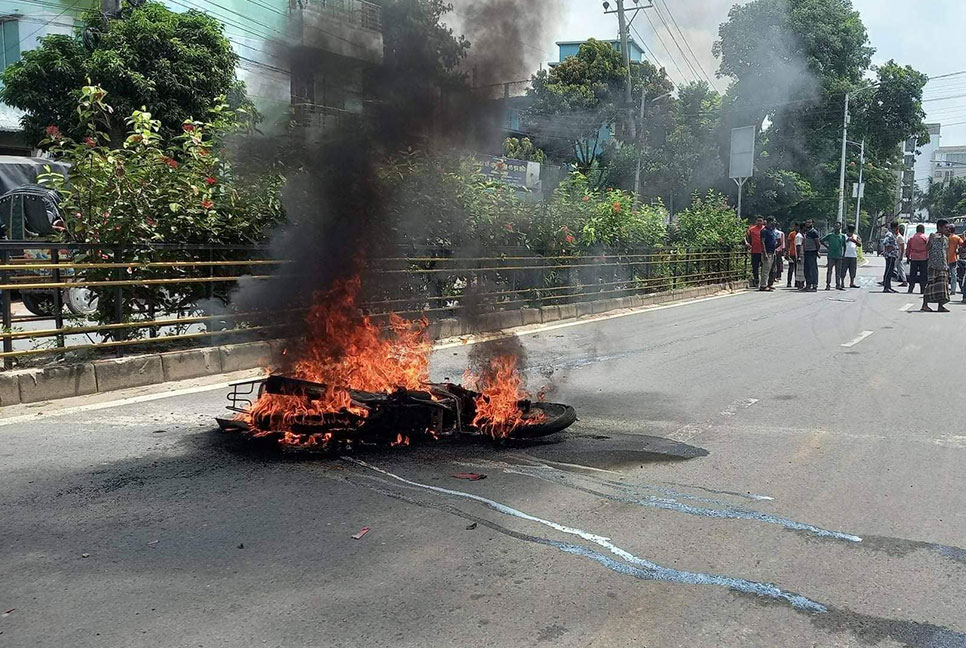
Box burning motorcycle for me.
[217,276,577,452]
[218,374,576,452]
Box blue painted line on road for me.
[347,458,828,613]
[507,464,862,543]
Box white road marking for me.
[0,378,255,428]
[720,398,759,416]
[512,454,622,475]
[899,303,915,312]
[841,330,875,348]
[435,291,747,349]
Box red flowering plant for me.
[38,85,284,331]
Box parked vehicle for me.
[0,157,97,317]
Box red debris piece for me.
[352,527,370,540]
[3,609,14,616]
[452,472,486,481]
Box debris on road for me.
[2,609,14,616]
[352,527,370,540]
[81,553,89,558]
[147,540,159,546]
[465,523,477,530]
[237,543,245,549]
[452,472,486,481]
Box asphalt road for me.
[2,258,965,648]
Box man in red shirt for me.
[744,217,765,287]
[905,224,929,294]
[946,224,963,296]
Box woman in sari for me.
[922,219,950,312]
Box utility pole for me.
[633,88,646,197]
[836,92,850,225]
[854,138,865,235]
[101,0,120,27]
[614,0,636,141]
[634,90,672,199]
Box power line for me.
[654,0,719,92]
[629,23,677,85]
[649,0,703,85]
[661,0,721,93]
[639,7,693,83]
[929,69,966,81]
[922,92,966,103]
[15,0,89,46]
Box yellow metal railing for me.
[0,242,747,368]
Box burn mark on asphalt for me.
[345,459,828,612]
[658,480,774,502]
[815,607,966,648]
[859,535,966,567]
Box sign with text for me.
[477,156,531,188]
[729,126,756,179]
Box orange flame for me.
[464,354,542,438]
[244,277,430,443]
[242,276,541,447]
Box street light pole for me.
[614,0,636,141]
[854,138,865,234]
[836,92,850,225]
[634,90,673,200]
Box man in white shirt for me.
[842,224,860,288]
[794,227,806,289]
[771,225,785,284]
[895,225,908,286]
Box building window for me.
[0,19,19,71]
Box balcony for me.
[295,0,384,65]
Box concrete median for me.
[161,348,223,382]
[18,364,97,404]
[94,355,164,393]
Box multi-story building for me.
[0,0,383,149]
[897,123,941,220]
[553,38,647,66]
[932,145,966,183]
[0,0,97,153]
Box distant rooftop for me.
[552,38,646,66]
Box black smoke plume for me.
[230,0,564,371]
[451,0,563,89]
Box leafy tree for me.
[634,81,724,211]
[42,86,283,248]
[742,169,815,221]
[920,177,966,220]
[369,0,469,140]
[670,190,744,247]
[524,39,673,174]
[713,0,925,223]
[1,2,246,143]
[39,85,284,328]
[503,137,546,162]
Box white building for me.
[932,145,966,183]
[898,123,940,220]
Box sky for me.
[490,0,966,146]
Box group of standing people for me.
[880,219,966,312]
[744,218,860,292]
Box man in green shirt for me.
[821,222,847,290]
